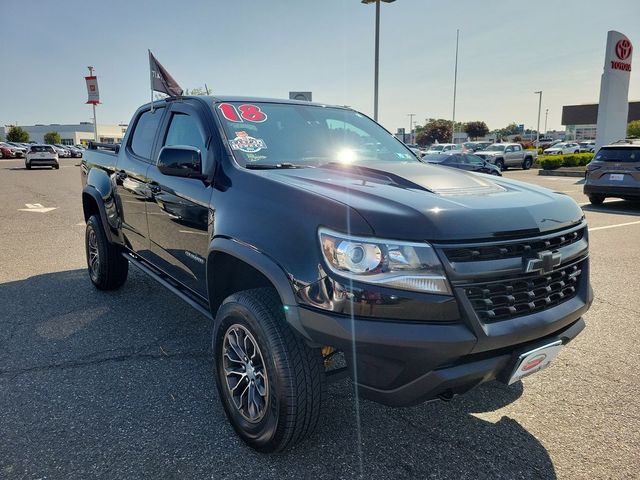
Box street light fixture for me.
[534,91,542,147]
[361,0,396,122]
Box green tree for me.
[184,86,210,96]
[44,131,61,144]
[415,119,452,146]
[493,123,521,141]
[464,121,489,140]
[627,120,640,138]
[6,126,29,142]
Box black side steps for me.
[123,252,213,321]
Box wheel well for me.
[82,192,99,221]
[207,252,277,316]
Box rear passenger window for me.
[130,108,164,160]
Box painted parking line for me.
[589,220,640,231]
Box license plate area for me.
[507,340,562,385]
[609,173,624,181]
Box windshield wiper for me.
[244,162,307,170]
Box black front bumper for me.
[288,255,591,406]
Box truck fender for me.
[82,169,123,245]
[207,237,312,341]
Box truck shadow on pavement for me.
[0,268,556,480]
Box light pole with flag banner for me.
[148,50,183,112]
[85,66,99,141]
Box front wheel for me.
[25,163,31,170]
[85,215,128,290]
[213,288,325,452]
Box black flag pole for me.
[148,50,154,113]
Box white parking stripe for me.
[589,220,640,231]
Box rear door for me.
[146,101,214,297]
[506,144,523,166]
[114,106,166,256]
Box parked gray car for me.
[584,141,640,204]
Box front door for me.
[146,103,213,297]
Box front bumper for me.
[289,233,592,406]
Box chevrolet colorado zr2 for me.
[81,96,592,452]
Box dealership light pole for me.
[362,0,395,122]
[544,108,549,135]
[451,29,460,144]
[534,91,542,146]
[408,113,415,143]
[88,66,98,141]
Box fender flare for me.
[207,237,314,342]
[207,237,297,307]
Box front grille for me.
[444,227,585,262]
[463,261,583,322]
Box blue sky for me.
[1,0,639,133]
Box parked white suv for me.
[25,145,59,170]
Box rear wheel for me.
[522,157,533,170]
[588,194,605,205]
[213,288,324,452]
[85,214,128,290]
[25,162,31,170]
[53,164,59,170]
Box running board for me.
[123,252,213,320]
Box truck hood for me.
[261,161,584,241]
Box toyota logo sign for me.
[616,39,633,61]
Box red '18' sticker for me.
[217,103,267,123]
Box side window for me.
[514,145,521,151]
[130,108,164,160]
[163,112,206,154]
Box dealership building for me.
[1,122,128,145]
[562,101,640,140]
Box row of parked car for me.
[0,142,85,159]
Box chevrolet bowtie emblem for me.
[524,251,562,274]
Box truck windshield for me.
[215,102,417,167]
[485,145,505,151]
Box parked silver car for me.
[474,143,538,170]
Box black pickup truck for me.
[81,96,592,452]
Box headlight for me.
[318,228,452,295]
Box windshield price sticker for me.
[230,131,267,153]
[218,103,267,123]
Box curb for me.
[538,169,585,178]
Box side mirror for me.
[157,145,205,179]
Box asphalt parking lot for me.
[1,159,639,479]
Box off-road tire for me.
[213,288,325,453]
[25,163,31,170]
[54,163,60,170]
[522,157,533,170]
[85,214,128,290]
[495,158,505,171]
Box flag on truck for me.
[148,50,183,97]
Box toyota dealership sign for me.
[595,31,634,150]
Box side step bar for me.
[124,252,213,321]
